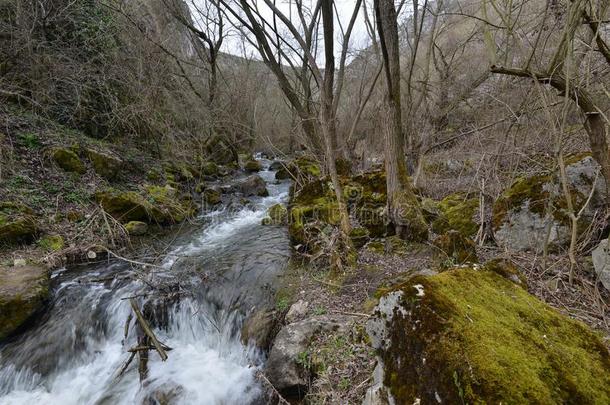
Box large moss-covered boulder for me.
[367,266,610,404]
[51,147,86,174]
[0,202,40,244]
[204,135,238,165]
[275,156,321,181]
[95,185,194,224]
[431,193,479,237]
[231,174,269,197]
[0,264,50,340]
[493,155,605,252]
[86,148,122,180]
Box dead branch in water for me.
[129,298,169,361]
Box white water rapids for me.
[0,162,290,404]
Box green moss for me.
[37,235,64,251]
[51,147,86,174]
[201,161,219,176]
[276,156,321,180]
[380,268,610,404]
[349,227,370,249]
[0,203,39,244]
[263,203,288,226]
[432,193,479,237]
[492,175,550,229]
[203,188,221,205]
[366,240,385,254]
[124,220,148,236]
[146,168,162,181]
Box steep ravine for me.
[0,161,290,404]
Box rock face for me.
[592,239,610,291]
[493,155,605,252]
[51,147,86,174]
[231,175,269,197]
[0,265,50,340]
[265,315,350,398]
[86,148,122,180]
[0,202,40,244]
[367,265,610,404]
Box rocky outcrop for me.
[366,263,610,404]
[592,239,610,291]
[0,264,50,340]
[86,148,123,180]
[0,202,40,244]
[265,315,352,398]
[493,155,605,252]
[51,147,86,174]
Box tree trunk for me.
[375,0,428,241]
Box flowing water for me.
[0,161,290,404]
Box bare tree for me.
[375,0,428,241]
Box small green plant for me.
[313,306,327,315]
[18,132,41,148]
[296,350,310,369]
[338,377,350,390]
[276,297,290,312]
[64,189,89,204]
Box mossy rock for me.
[0,203,40,245]
[0,265,50,340]
[203,188,221,205]
[335,157,352,176]
[200,161,219,176]
[433,230,477,265]
[86,148,122,180]
[484,258,527,288]
[125,221,148,236]
[51,147,86,174]
[384,235,410,255]
[146,168,162,181]
[244,159,262,173]
[370,267,610,404]
[349,227,370,249]
[263,203,288,226]
[366,240,385,254]
[275,156,321,181]
[432,193,479,237]
[37,234,64,251]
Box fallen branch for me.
[255,369,290,405]
[129,298,168,361]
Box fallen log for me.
[129,298,168,361]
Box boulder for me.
[493,155,605,252]
[0,202,40,244]
[244,159,262,173]
[367,265,610,404]
[433,230,478,264]
[262,203,287,225]
[269,160,284,171]
[51,147,86,174]
[275,156,321,181]
[232,175,269,197]
[265,315,351,398]
[86,149,122,180]
[202,188,222,205]
[95,189,153,222]
[285,300,309,323]
[349,227,370,249]
[0,265,50,340]
[37,234,64,251]
[241,309,279,350]
[592,239,610,291]
[200,161,219,177]
[431,193,479,237]
[125,221,148,236]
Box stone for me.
[262,203,287,225]
[265,315,351,398]
[204,135,238,165]
[51,147,86,174]
[269,160,284,171]
[203,188,222,205]
[231,175,269,197]
[493,155,606,253]
[0,265,50,340]
[0,202,40,244]
[367,266,610,404]
[592,239,610,291]
[241,309,279,351]
[200,161,219,176]
[285,300,309,323]
[349,227,370,249]
[431,193,479,237]
[124,221,148,236]
[244,159,262,172]
[86,148,122,180]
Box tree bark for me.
[375,0,428,241]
